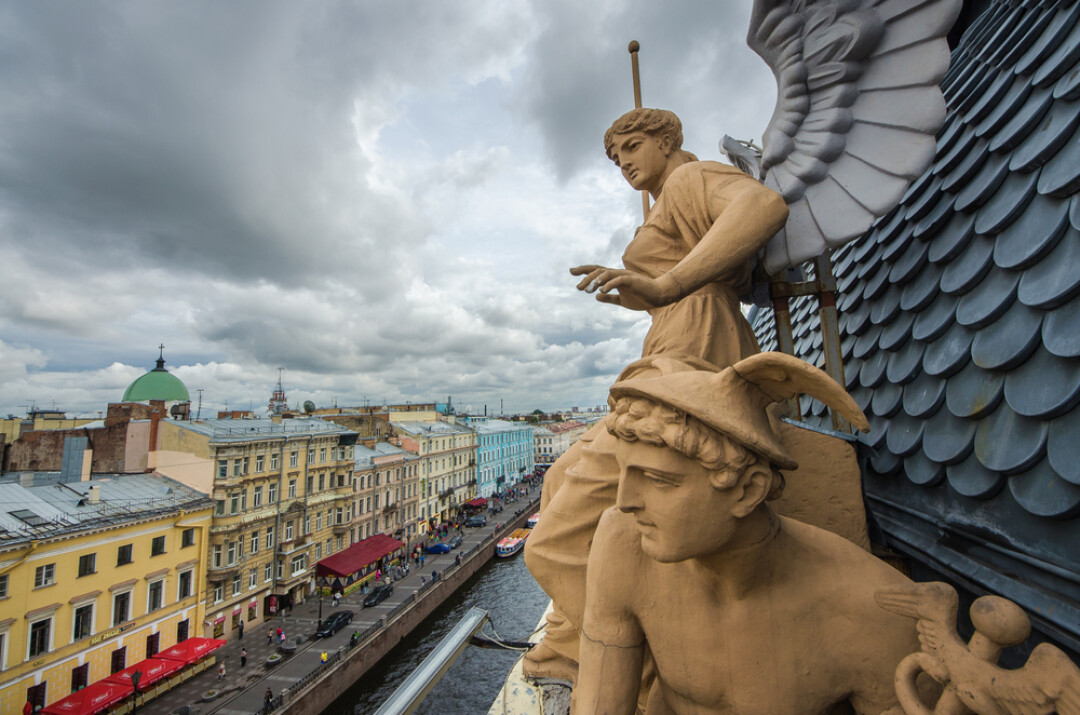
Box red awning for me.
[104,657,185,691]
[156,637,226,665]
[464,497,487,507]
[316,534,404,578]
[41,680,133,715]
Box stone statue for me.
[574,352,920,714]
[525,0,962,689]
[876,582,1080,715]
[524,109,787,682]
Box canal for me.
[322,550,549,714]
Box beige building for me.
[390,421,476,530]
[352,442,420,544]
[534,420,589,468]
[154,417,357,639]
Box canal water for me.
[323,551,549,714]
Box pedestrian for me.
[238,619,244,640]
[420,576,426,586]
[267,628,274,646]
[420,553,425,566]
[241,647,247,667]
[218,661,226,680]
[320,651,328,666]
[279,630,286,645]
[455,553,461,566]
[376,568,381,582]
[264,688,274,715]
[276,626,283,640]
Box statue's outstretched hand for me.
[570,265,678,312]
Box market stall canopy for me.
[464,497,487,507]
[316,533,404,578]
[104,657,185,690]
[156,637,225,665]
[40,680,133,715]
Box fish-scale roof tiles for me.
[752,0,1080,527]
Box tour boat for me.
[496,529,530,558]
[526,512,540,529]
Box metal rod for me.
[372,607,489,714]
[813,253,850,433]
[628,40,650,220]
[770,289,802,421]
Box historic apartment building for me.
[533,420,589,468]
[0,473,211,714]
[352,442,420,543]
[153,416,357,639]
[473,418,536,498]
[390,421,477,529]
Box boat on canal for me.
[526,512,540,528]
[495,529,530,557]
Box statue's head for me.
[605,352,869,562]
[603,108,698,196]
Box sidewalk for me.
[141,495,539,715]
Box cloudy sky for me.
[0,0,776,418]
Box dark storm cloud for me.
[516,0,766,182]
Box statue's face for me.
[608,131,672,195]
[614,438,741,563]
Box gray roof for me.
[472,419,534,435]
[391,420,472,435]
[0,473,211,546]
[750,0,1080,650]
[175,416,355,443]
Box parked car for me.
[448,535,463,550]
[465,515,487,527]
[363,584,394,607]
[315,610,354,637]
[426,542,451,554]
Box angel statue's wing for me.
[744,0,962,275]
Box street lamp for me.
[129,670,142,715]
[317,577,323,628]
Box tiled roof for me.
[751,0,1080,546]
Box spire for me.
[154,343,167,371]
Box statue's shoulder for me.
[592,507,647,567]
[666,160,746,185]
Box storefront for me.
[315,533,405,596]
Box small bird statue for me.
[875,581,1080,714]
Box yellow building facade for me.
[0,474,211,714]
[154,417,357,640]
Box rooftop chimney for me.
[88,485,100,504]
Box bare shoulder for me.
[591,507,646,566]
[779,516,911,594]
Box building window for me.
[113,591,131,626]
[217,460,228,478]
[304,515,310,534]
[290,451,298,468]
[71,662,89,693]
[72,603,94,641]
[34,564,55,588]
[178,570,193,599]
[319,474,326,490]
[288,479,297,499]
[230,494,239,514]
[290,555,306,576]
[117,544,133,566]
[264,563,272,582]
[213,544,223,568]
[319,447,327,463]
[265,527,275,550]
[308,448,315,464]
[270,453,279,470]
[28,618,51,658]
[250,531,259,554]
[227,542,237,565]
[249,569,257,589]
[231,574,242,597]
[151,536,166,556]
[255,455,265,472]
[215,500,225,516]
[77,553,96,577]
[182,528,196,548]
[0,574,7,598]
[233,459,242,477]
[306,475,314,494]
[148,580,164,611]
[213,585,223,603]
[315,543,322,560]
[110,646,127,674]
[253,486,263,507]
[316,512,323,530]
[243,457,250,474]
[268,482,277,503]
[285,522,294,540]
[240,490,247,511]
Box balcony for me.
[333,523,349,535]
[206,564,240,583]
[382,504,397,516]
[439,488,454,499]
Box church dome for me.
[123,352,190,403]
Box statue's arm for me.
[658,176,787,299]
[574,508,647,714]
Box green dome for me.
[123,356,190,403]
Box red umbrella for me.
[104,657,185,690]
[156,637,226,665]
[40,681,133,715]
